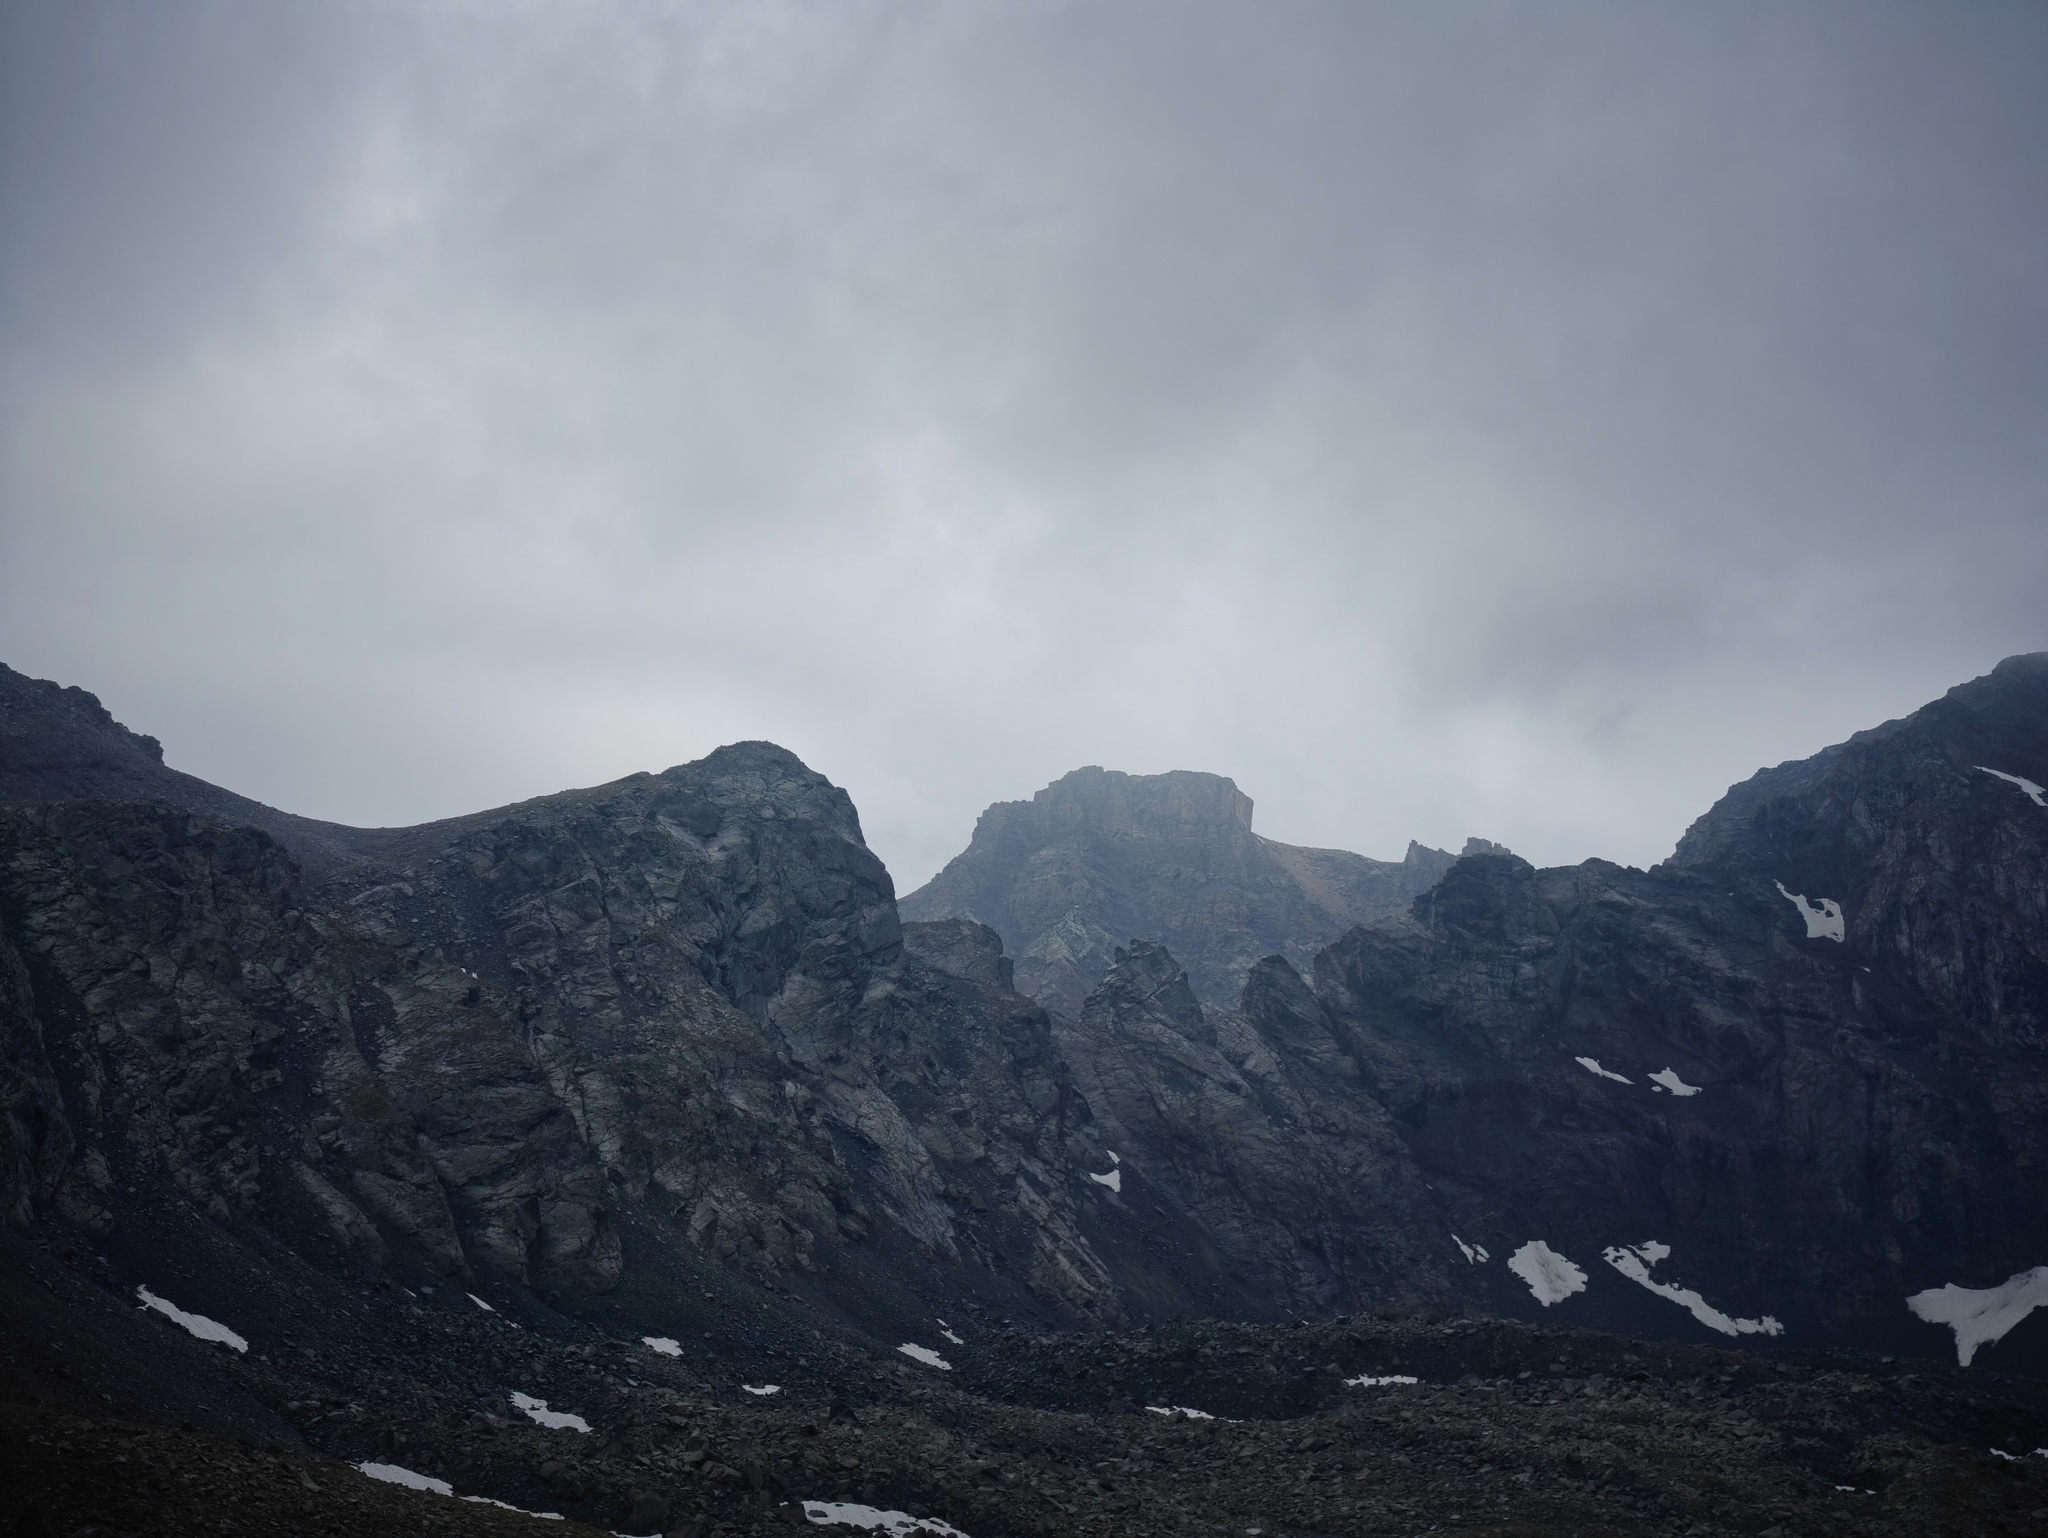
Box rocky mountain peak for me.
[903,768,1455,1013]
[1018,765,1256,839]
[655,738,872,847]
[1667,649,2048,876]
[0,660,166,788]
[1083,938,1213,1046]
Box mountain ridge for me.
[4,653,2047,1360]
[6,652,2048,1533]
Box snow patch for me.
[897,1343,952,1370]
[743,1384,782,1396]
[467,1496,561,1518]
[937,1319,964,1345]
[1087,1168,1121,1192]
[1905,1265,2048,1367]
[357,1462,452,1494]
[643,1336,682,1357]
[1648,1068,1702,1097]
[135,1286,247,1352]
[467,1293,495,1313]
[1452,1234,1488,1264]
[1775,882,1845,941]
[1145,1405,1218,1419]
[356,1462,565,1519]
[802,1500,969,1534]
[510,1391,591,1432]
[1601,1241,1784,1338]
[1507,1241,1587,1306]
[1343,1375,1420,1388]
[1977,766,2048,808]
[1107,1150,1121,1164]
[1574,1057,1630,1084]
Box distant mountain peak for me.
[902,765,1454,1013]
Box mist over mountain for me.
[4,655,2048,1535]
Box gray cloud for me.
[4,0,2044,890]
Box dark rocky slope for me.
[899,764,1455,1014]
[7,1218,2046,1537]
[1303,652,2048,1366]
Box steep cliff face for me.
[900,764,1454,1013]
[1307,653,2048,1364]
[0,797,613,1290]
[1053,940,1448,1316]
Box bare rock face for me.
[900,764,1454,1013]
[0,703,1134,1330]
[1053,939,1448,1315]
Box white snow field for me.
[1507,1241,1587,1306]
[1343,1374,1420,1388]
[1905,1265,2048,1366]
[1775,882,1845,941]
[1087,1168,1122,1192]
[1977,765,2048,807]
[1573,1057,1630,1083]
[357,1462,452,1494]
[897,1343,952,1370]
[801,1500,969,1534]
[1601,1241,1783,1337]
[1452,1234,1489,1264]
[643,1336,682,1356]
[355,1461,565,1519]
[135,1285,247,1352]
[1145,1405,1218,1419]
[1648,1068,1702,1096]
[510,1391,591,1431]
[743,1384,783,1396]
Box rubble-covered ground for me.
[6,1224,2047,1537]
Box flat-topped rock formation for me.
[900,764,1456,1013]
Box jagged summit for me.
[901,763,1455,1013]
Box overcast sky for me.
[3,1,2044,891]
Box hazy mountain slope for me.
[899,764,1455,1013]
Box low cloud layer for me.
[4,1,2044,889]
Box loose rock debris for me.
[9,1295,2048,1537]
